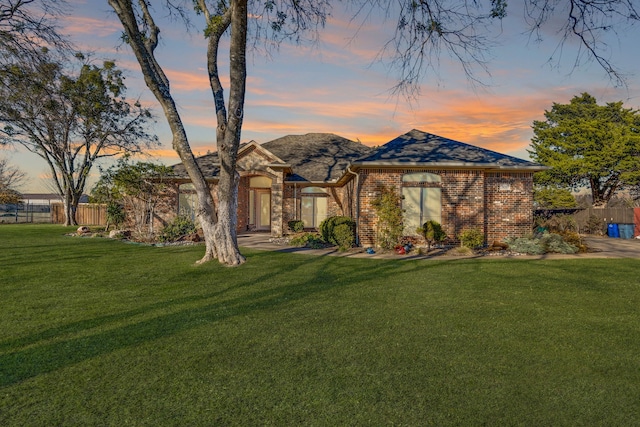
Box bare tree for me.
[0,157,25,203]
[107,0,329,266]
[359,0,639,96]
[0,0,69,68]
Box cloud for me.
[62,14,122,38]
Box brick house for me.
[166,129,546,247]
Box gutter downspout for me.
[293,182,297,219]
[346,165,360,246]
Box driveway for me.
[581,236,640,259]
[237,233,640,260]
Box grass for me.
[1,224,640,425]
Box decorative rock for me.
[109,229,131,239]
[77,226,90,234]
[489,241,509,251]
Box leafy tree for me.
[529,93,640,206]
[0,157,25,203]
[108,0,638,266]
[534,186,578,209]
[92,158,173,236]
[0,51,157,225]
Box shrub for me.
[319,216,355,246]
[459,228,484,249]
[333,223,355,251]
[505,236,546,255]
[371,186,404,249]
[446,246,474,256]
[287,220,305,233]
[542,214,577,233]
[540,233,578,254]
[505,232,578,255]
[584,214,605,235]
[159,215,197,242]
[417,220,447,251]
[106,202,125,230]
[289,232,325,249]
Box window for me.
[402,172,441,183]
[301,187,328,228]
[301,197,328,228]
[402,173,442,235]
[301,186,327,194]
[178,183,198,222]
[250,176,272,188]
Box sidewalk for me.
[237,233,640,260]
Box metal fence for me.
[0,201,53,223]
[1,202,107,225]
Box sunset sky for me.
[8,0,640,193]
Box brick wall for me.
[357,168,533,247]
[485,172,535,243]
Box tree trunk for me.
[63,189,78,226]
[209,0,247,266]
[108,0,245,266]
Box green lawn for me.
[1,224,640,426]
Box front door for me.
[255,189,271,231]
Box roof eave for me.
[349,161,548,172]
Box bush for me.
[371,186,404,249]
[333,223,355,251]
[106,202,125,230]
[505,232,578,255]
[446,246,474,256]
[540,233,578,254]
[541,214,577,233]
[459,228,484,249]
[159,215,197,242]
[287,220,305,233]
[505,236,546,255]
[417,220,446,251]
[584,214,606,235]
[319,216,355,246]
[289,232,326,249]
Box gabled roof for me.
[353,129,546,171]
[170,129,545,182]
[262,133,372,182]
[170,152,220,180]
[170,134,372,183]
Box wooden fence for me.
[574,207,635,225]
[51,203,107,225]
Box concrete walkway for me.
[237,233,640,260]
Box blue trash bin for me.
[619,224,634,239]
[608,223,620,238]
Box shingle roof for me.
[261,133,372,182]
[170,135,372,183]
[170,129,544,181]
[354,129,545,170]
[170,152,219,179]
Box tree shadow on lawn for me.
[0,250,430,388]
